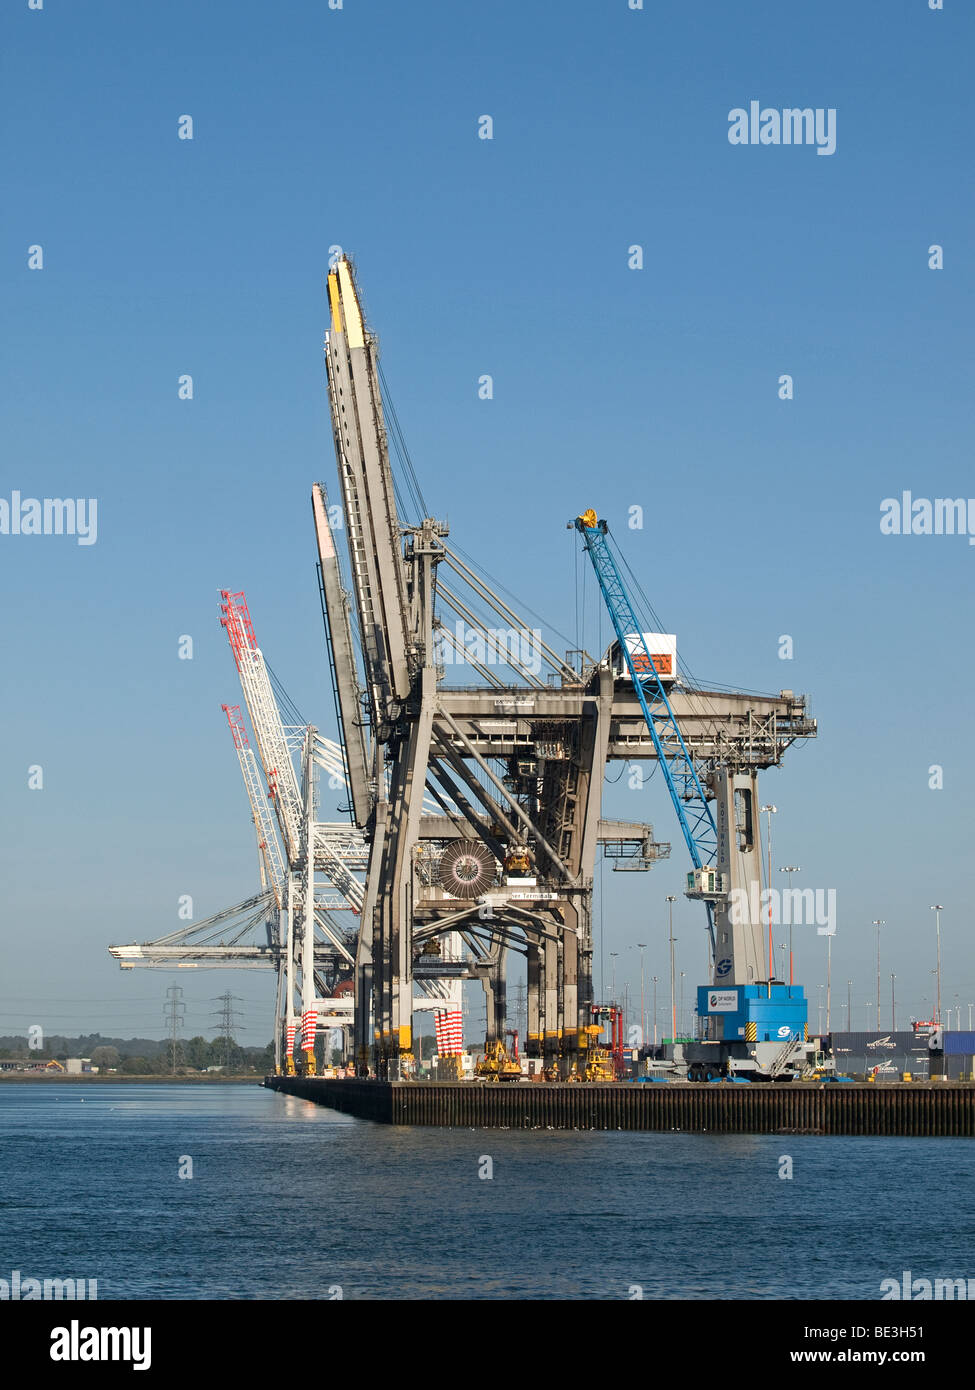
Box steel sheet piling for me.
[263,1077,974,1134]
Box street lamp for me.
[890,973,896,1031]
[847,979,853,1031]
[636,942,647,1045]
[930,906,943,1026]
[651,976,659,1046]
[679,971,686,1038]
[779,866,801,985]
[666,895,677,1041]
[778,943,788,983]
[610,952,619,1003]
[872,921,886,1030]
[760,806,777,993]
[825,925,834,1034]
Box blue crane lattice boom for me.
[573,510,717,870]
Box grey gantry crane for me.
[318,257,816,1080]
[318,259,691,1078]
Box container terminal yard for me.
[110,258,974,1136]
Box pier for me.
[265,1077,975,1136]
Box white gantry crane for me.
[222,703,288,908]
[220,589,374,1074]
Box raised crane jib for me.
[312,481,374,828]
[323,257,413,716]
[572,511,717,870]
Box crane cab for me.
[607,632,677,686]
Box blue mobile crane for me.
[573,510,817,1081]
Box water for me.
[2,1083,973,1300]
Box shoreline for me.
[0,1073,263,1084]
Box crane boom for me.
[323,257,413,722]
[573,512,717,869]
[220,590,304,864]
[222,703,287,909]
[312,481,373,827]
[574,510,817,1079]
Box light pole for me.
[817,983,824,1035]
[651,976,659,1046]
[847,979,853,1031]
[891,973,896,1031]
[666,895,677,1041]
[761,805,777,992]
[610,952,619,1003]
[930,906,943,1026]
[637,942,647,1045]
[825,927,833,1034]
[778,943,788,983]
[779,866,800,986]
[679,971,686,1038]
[872,921,885,1030]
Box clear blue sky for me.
[2,0,972,1044]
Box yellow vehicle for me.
[577,1025,614,1082]
[474,1039,522,1083]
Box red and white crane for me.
[221,703,287,909]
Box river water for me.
[1,1083,972,1300]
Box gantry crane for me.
[222,702,289,1070]
[320,257,671,1078]
[220,590,367,1074]
[573,510,816,1080]
[318,257,817,1080]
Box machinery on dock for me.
[573,511,818,1082]
[474,1034,523,1083]
[578,1005,625,1082]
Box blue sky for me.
[2,0,972,1045]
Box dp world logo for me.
[715,957,732,978]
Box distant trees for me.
[91,1046,121,1069]
[184,1036,211,1071]
[0,1033,265,1073]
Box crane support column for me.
[300,737,318,1075]
[709,768,769,992]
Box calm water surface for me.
[1,1083,972,1300]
